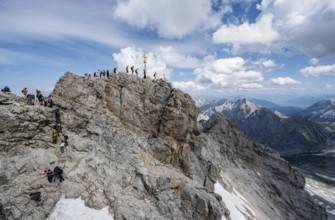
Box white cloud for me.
[309,58,319,66]
[172,81,206,92]
[214,0,335,58]
[269,77,301,85]
[0,1,130,47]
[258,0,335,58]
[194,57,264,90]
[300,64,335,77]
[158,47,201,68]
[213,14,280,45]
[324,83,333,90]
[112,47,171,79]
[114,0,221,39]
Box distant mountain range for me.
[297,99,335,124]
[277,94,335,108]
[196,98,335,156]
[250,99,303,116]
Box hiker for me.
[126,66,129,73]
[135,68,138,76]
[99,69,102,78]
[55,108,61,124]
[30,192,41,202]
[63,134,69,146]
[143,69,146,79]
[27,94,35,105]
[1,86,11,93]
[60,141,65,153]
[113,67,117,74]
[45,169,53,183]
[94,72,97,77]
[22,87,28,96]
[45,97,54,108]
[54,166,64,182]
[52,131,59,144]
[106,70,110,78]
[36,90,44,105]
[102,70,106,78]
[153,72,156,79]
[131,66,134,74]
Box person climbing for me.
[44,97,54,108]
[30,192,41,202]
[55,108,61,124]
[126,66,129,74]
[22,87,28,96]
[143,69,146,79]
[45,169,53,183]
[36,90,44,105]
[52,131,59,144]
[131,66,134,74]
[106,70,110,78]
[60,141,65,153]
[54,166,64,182]
[113,67,117,74]
[1,86,11,93]
[63,134,69,146]
[135,68,138,76]
[27,94,35,105]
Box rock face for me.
[0,72,327,220]
[199,98,334,156]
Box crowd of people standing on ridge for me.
[83,65,165,80]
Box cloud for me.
[114,0,221,39]
[213,0,335,58]
[158,47,202,69]
[112,47,171,79]
[309,58,319,66]
[324,83,333,90]
[194,57,264,90]
[172,81,206,92]
[258,0,335,58]
[213,14,280,45]
[300,64,335,77]
[0,0,130,47]
[269,77,301,85]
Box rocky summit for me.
[0,73,327,220]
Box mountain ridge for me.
[0,72,326,220]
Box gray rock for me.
[0,73,326,220]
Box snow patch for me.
[214,182,256,220]
[274,111,289,119]
[46,195,114,220]
[197,113,209,121]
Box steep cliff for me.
[0,73,327,220]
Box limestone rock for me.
[0,72,326,220]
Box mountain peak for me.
[0,72,327,220]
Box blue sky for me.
[1,0,335,102]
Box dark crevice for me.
[155,88,175,138]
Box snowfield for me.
[46,195,114,220]
[305,177,335,220]
[215,182,256,220]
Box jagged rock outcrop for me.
[0,72,327,220]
